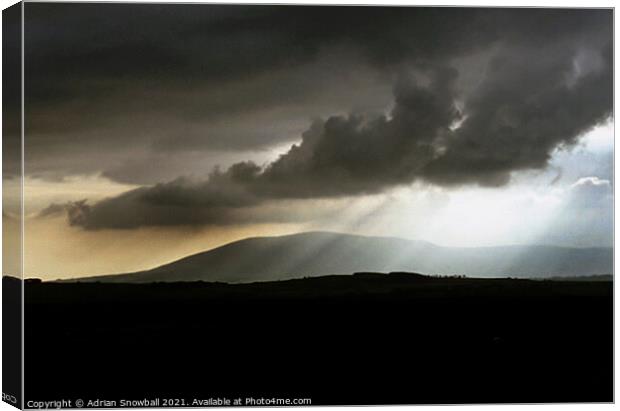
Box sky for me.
[2,5,613,279]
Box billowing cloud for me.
[24,6,612,229]
[21,6,611,183]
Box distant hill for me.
[65,231,613,283]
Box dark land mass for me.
[65,232,613,283]
[544,274,613,282]
[21,273,612,405]
[3,276,22,408]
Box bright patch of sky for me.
[305,122,613,248]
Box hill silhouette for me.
[68,231,613,283]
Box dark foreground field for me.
[23,273,612,405]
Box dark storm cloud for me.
[22,5,496,182]
[25,5,485,98]
[250,66,462,197]
[421,40,612,186]
[26,6,612,229]
[3,3,21,181]
[58,176,337,230]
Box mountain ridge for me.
[63,231,612,283]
